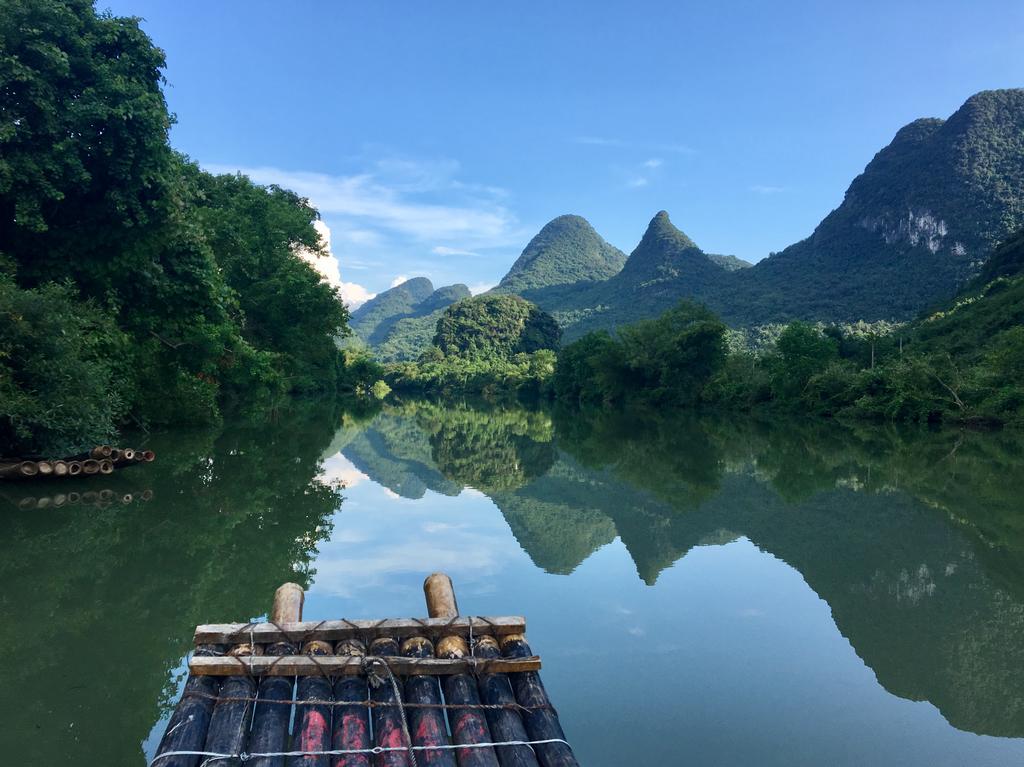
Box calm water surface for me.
[2,399,1024,766]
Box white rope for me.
[150,738,572,764]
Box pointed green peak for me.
[639,210,698,251]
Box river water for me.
[2,398,1024,766]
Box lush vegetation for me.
[486,91,1024,342]
[0,1,363,455]
[385,294,561,398]
[556,229,1024,426]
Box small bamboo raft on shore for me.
[0,444,154,481]
[154,573,579,767]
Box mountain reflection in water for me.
[338,401,1024,739]
[1,397,1023,766]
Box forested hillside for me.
[0,1,351,454]
[343,90,1024,361]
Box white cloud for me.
[389,274,410,288]
[749,184,787,195]
[467,282,495,295]
[432,246,481,257]
[318,452,370,488]
[337,282,376,309]
[643,158,663,169]
[626,176,649,189]
[294,220,376,309]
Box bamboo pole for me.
[499,636,577,767]
[153,644,226,767]
[248,583,304,767]
[67,461,82,477]
[402,635,456,767]
[293,638,334,767]
[369,636,411,767]
[36,460,54,476]
[81,459,100,475]
[0,461,38,479]
[99,459,114,475]
[473,637,539,767]
[202,640,261,761]
[52,460,68,477]
[424,573,499,767]
[333,638,371,767]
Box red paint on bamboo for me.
[335,713,371,767]
[298,710,330,751]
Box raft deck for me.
[154,573,580,767]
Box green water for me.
[2,398,1024,766]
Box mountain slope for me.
[494,214,626,296]
[349,278,469,348]
[558,211,741,338]
[721,88,1024,324]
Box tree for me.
[433,295,560,359]
[771,322,839,400]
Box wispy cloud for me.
[432,246,481,257]
[573,136,627,147]
[749,184,787,195]
[643,158,663,169]
[626,176,649,189]
[389,274,411,288]
[572,138,696,155]
[207,163,518,244]
[467,282,495,295]
[206,157,526,294]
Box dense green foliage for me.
[557,230,1024,426]
[554,300,727,404]
[0,271,130,451]
[433,294,561,358]
[0,0,352,454]
[384,295,561,398]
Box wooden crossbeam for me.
[194,616,526,645]
[189,654,542,677]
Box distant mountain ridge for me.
[357,89,1024,355]
[349,277,470,347]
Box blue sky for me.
[107,0,1024,305]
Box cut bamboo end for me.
[52,461,68,477]
[36,461,54,475]
[335,638,366,657]
[122,448,135,461]
[474,635,501,657]
[142,450,156,462]
[270,582,304,624]
[228,643,265,657]
[20,461,38,477]
[67,462,82,476]
[435,634,470,659]
[82,459,100,475]
[99,459,114,475]
[302,639,333,656]
[91,445,113,459]
[400,635,434,658]
[424,572,459,618]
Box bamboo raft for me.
[0,445,155,481]
[154,573,579,767]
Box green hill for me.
[494,214,626,296]
[360,90,1024,351]
[349,278,469,348]
[722,89,1024,324]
